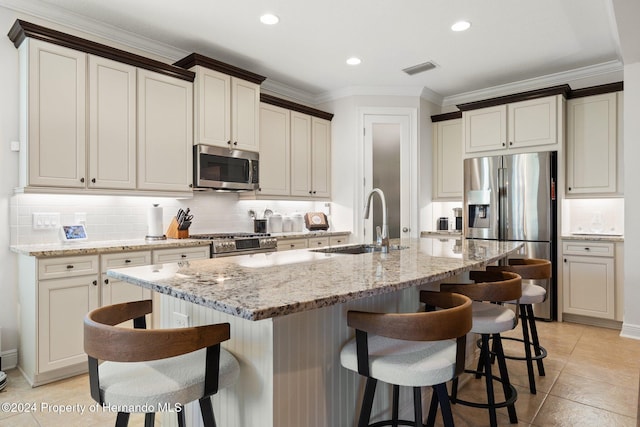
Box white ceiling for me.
[5,0,624,105]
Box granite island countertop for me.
[107,238,523,321]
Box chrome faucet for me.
[363,188,389,252]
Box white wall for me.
[622,62,640,338]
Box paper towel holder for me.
[146,204,167,241]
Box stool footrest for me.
[450,369,518,410]
[477,336,548,362]
[368,421,417,427]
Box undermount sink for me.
[311,244,409,255]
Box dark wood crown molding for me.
[7,20,194,82]
[567,82,623,99]
[173,53,266,85]
[456,84,572,112]
[431,111,462,122]
[260,94,334,121]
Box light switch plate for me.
[33,212,60,230]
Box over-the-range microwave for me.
[193,144,259,191]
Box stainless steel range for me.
[190,232,278,257]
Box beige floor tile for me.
[550,371,637,418]
[534,394,636,427]
[0,412,40,427]
[563,353,640,390]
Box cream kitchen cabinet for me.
[566,92,621,196]
[137,69,193,192]
[18,254,100,386]
[101,251,152,317]
[433,118,463,200]
[308,236,330,248]
[258,102,291,195]
[463,95,561,155]
[277,238,309,251]
[291,113,331,198]
[151,245,211,263]
[562,240,616,320]
[88,55,137,190]
[191,65,260,152]
[19,39,87,189]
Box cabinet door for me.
[562,255,615,319]
[88,55,136,189]
[433,119,463,200]
[152,245,210,263]
[463,105,507,153]
[232,77,260,152]
[277,238,308,251]
[137,69,193,192]
[311,117,331,198]
[508,96,557,149]
[258,103,290,195]
[290,112,312,196]
[308,237,330,248]
[566,93,617,195]
[193,66,231,147]
[38,275,99,372]
[26,39,86,188]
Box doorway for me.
[360,109,417,242]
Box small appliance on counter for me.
[437,217,449,231]
[166,207,193,239]
[453,207,463,231]
[59,224,88,243]
[305,212,329,231]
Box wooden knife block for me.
[166,217,189,239]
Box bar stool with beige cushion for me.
[340,291,472,427]
[440,270,522,427]
[487,258,551,394]
[84,300,239,427]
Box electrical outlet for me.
[172,312,189,328]
[75,212,87,225]
[32,212,61,230]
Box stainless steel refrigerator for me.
[464,152,557,320]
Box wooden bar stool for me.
[84,300,239,427]
[440,270,522,427]
[487,258,551,394]
[340,291,472,427]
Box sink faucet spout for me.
[363,188,389,252]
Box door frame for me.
[357,107,418,240]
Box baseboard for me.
[620,322,640,340]
[0,349,18,370]
[562,313,622,330]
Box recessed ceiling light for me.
[451,20,471,32]
[346,57,362,66]
[260,13,279,25]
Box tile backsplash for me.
[562,198,624,235]
[10,193,325,245]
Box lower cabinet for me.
[562,240,617,320]
[277,234,349,251]
[18,244,210,386]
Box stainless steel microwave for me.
[194,145,259,191]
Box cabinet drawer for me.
[278,239,308,251]
[562,241,614,257]
[308,237,330,248]
[38,255,99,280]
[152,245,210,263]
[329,235,349,246]
[101,251,151,273]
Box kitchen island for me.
[107,238,522,427]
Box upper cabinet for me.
[432,117,463,200]
[9,20,196,196]
[462,95,562,156]
[137,69,193,192]
[251,95,333,200]
[566,92,622,196]
[174,54,266,152]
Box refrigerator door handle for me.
[498,166,507,240]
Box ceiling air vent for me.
[402,61,437,76]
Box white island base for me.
[159,283,440,427]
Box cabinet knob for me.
[125,259,132,263]
[92,280,98,286]
[91,178,96,183]
[568,187,572,191]
[104,279,109,285]
[402,227,409,232]
[564,258,567,263]
[80,177,85,183]
[584,247,590,251]
[509,141,513,146]
[227,140,231,145]
[233,141,238,146]
[502,142,506,147]
[66,265,74,269]
[312,191,317,194]
[309,191,312,195]
[181,254,187,258]
[290,244,295,248]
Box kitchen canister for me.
[282,216,293,232]
[291,212,304,232]
[268,212,283,233]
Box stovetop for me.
[190,232,271,240]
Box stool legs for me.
[526,304,546,377]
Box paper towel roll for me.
[147,204,164,238]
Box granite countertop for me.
[10,238,212,257]
[272,230,351,240]
[107,238,523,321]
[561,234,624,242]
[420,231,463,238]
